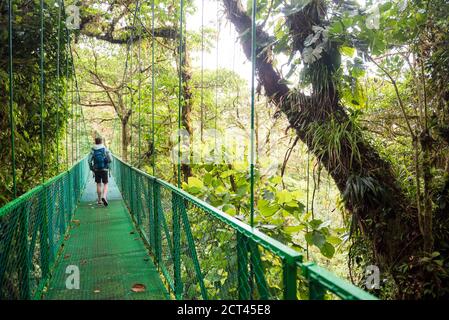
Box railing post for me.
[282,259,297,300]
[47,185,55,263]
[248,240,269,299]
[40,187,50,280]
[19,207,30,299]
[309,278,326,300]
[136,174,142,226]
[237,232,250,300]
[178,198,208,300]
[172,192,183,299]
[59,177,66,236]
[153,182,162,264]
[66,169,73,220]
[147,177,155,250]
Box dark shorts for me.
[94,170,109,184]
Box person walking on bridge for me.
[88,137,112,206]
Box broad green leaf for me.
[258,199,280,217]
[320,242,335,259]
[188,176,204,189]
[339,46,355,57]
[327,235,343,246]
[276,190,292,204]
[284,225,305,234]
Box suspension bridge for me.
[0,0,377,300]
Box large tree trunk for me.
[222,0,431,298]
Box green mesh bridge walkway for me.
[0,156,377,300]
[43,176,169,300]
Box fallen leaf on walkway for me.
[72,219,80,226]
[64,254,70,259]
[131,283,146,293]
[80,259,87,265]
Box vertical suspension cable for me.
[75,58,79,161]
[306,148,310,260]
[65,28,69,169]
[130,19,134,166]
[177,0,184,188]
[71,69,74,164]
[151,0,156,176]
[76,100,79,160]
[215,1,219,150]
[39,0,45,183]
[8,0,17,198]
[250,0,257,227]
[200,0,204,142]
[56,0,62,171]
[138,6,142,168]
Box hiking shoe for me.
[97,200,102,205]
[102,197,108,207]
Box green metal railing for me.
[0,157,89,300]
[112,156,377,300]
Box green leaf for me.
[320,242,335,259]
[327,235,342,246]
[222,204,237,216]
[339,46,355,57]
[276,190,292,204]
[305,231,326,247]
[309,219,324,230]
[284,225,305,234]
[258,199,279,217]
[270,176,282,184]
[188,176,204,189]
[186,177,204,194]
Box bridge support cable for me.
[151,0,156,176]
[249,0,256,229]
[39,0,45,183]
[138,11,142,169]
[8,0,16,198]
[200,0,204,142]
[177,0,185,188]
[56,0,62,172]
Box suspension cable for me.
[138,6,142,168]
[178,0,184,188]
[151,0,156,176]
[306,148,310,260]
[56,0,62,171]
[200,0,204,142]
[215,1,219,149]
[8,0,16,198]
[65,27,69,169]
[71,66,74,164]
[39,0,45,183]
[250,0,257,227]
[130,16,134,165]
